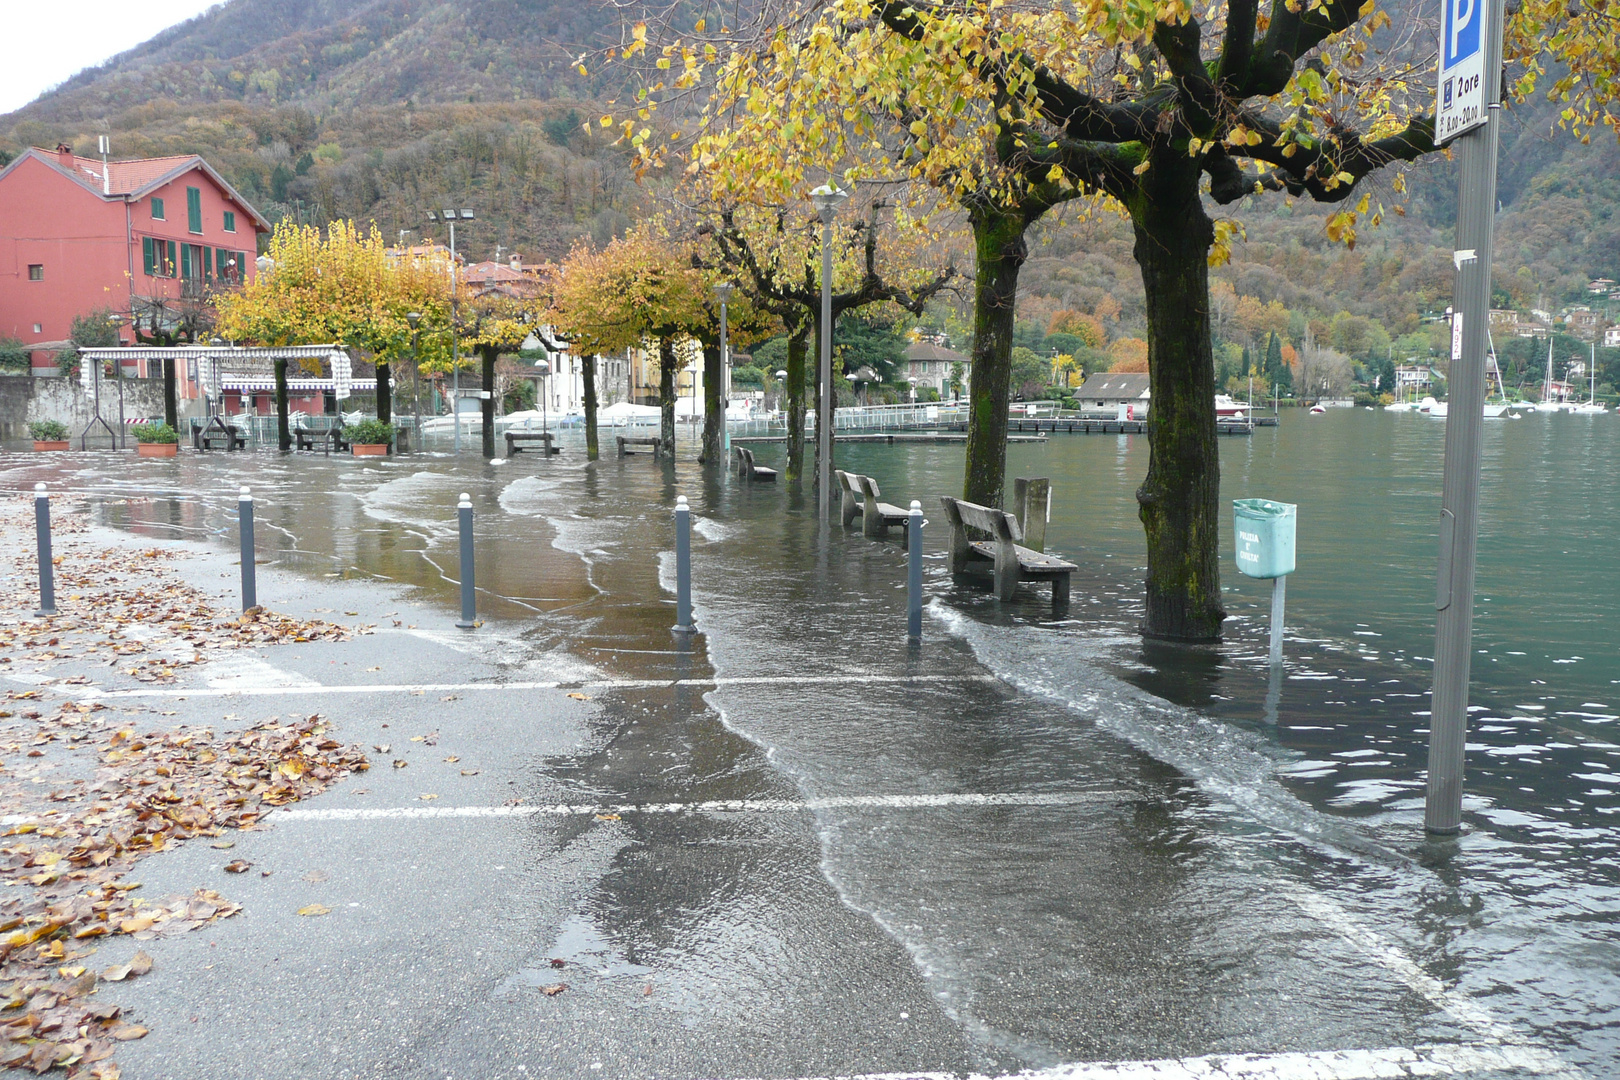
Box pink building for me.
[0,144,269,375]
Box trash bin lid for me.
[1233,498,1296,518]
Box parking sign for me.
[1436,0,1489,143]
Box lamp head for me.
[407,311,422,328]
[775,369,788,379]
[810,183,849,221]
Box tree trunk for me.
[376,361,392,425]
[274,358,290,451]
[1131,164,1226,641]
[583,354,599,461]
[784,325,809,481]
[162,357,178,431]
[479,344,497,459]
[658,337,677,457]
[962,207,1027,507]
[700,339,723,464]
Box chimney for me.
[56,144,74,168]
[509,253,521,272]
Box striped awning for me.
[77,345,344,361]
[223,378,377,392]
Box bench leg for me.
[1052,572,1070,613]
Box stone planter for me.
[33,441,70,452]
[136,442,179,458]
[352,443,388,457]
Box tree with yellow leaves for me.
[216,221,449,447]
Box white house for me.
[1074,372,1151,414]
[905,339,971,399]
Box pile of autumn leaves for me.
[0,497,371,1076]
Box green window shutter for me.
[151,197,164,220]
[142,238,155,276]
[187,187,202,233]
[223,211,235,233]
[166,241,176,277]
[181,243,192,279]
[204,246,213,279]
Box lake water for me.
[3,406,1616,1075]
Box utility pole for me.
[1426,0,1505,835]
[428,208,475,452]
[810,184,848,525]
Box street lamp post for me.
[427,208,475,451]
[407,311,422,452]
[810,184,848,524]
[714,282,733,457]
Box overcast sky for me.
[2,1,220,115]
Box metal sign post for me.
[1425,0,1505,835]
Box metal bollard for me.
[238,486,257,611]
[674,495,693,634]
[907,500,923,642]
[34,484,55,617]
[456,492,477,629]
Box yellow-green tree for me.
[549,225,708,457]
[216,221,449,445]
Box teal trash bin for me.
[1233,498,1296,580]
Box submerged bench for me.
[295,426,349,454]
[193,418,246,451]
[834,469,913,545]
[506,431,559,456]
[734,445,777,481]
[939,495,1075,609]
[616,435,662,458]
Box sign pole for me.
[1425,0,1505,835]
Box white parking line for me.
[741,1041,1577,1079]
[268,790,1129,822]
[80,673,1001,700]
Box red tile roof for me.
[55,152,196,195]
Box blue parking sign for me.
[1436,0,1490,143]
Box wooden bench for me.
[193,418,246,451]
[939,495,1075,609]
[506,431,560,456]
[856,475,912,544]
[296,426,349,454]
[616,435,662,458]
[835,470,864,527]
[734,446,778,482]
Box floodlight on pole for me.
[809,183,848,525]
[426,208,475,451]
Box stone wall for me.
[0,375,175,442]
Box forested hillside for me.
[1,0,1616,366]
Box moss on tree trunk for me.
[582,356,599,461]
[659,337,677,457]
[478,344,497,459]
[274,358,290,451]
[784,327,808,481]
[700,340,723,464]
[962,208,1028,508]
[1130,163,1226,641]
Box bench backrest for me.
[857,474,887,509]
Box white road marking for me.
[741,1042,1577,1079]
[268,790,1128,822]
[78,673,1001,700]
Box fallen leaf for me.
[210,840,235,850]
[365,666,380,672]
[392,760,408,769]
[595,813,620,821]
[418,794,439,801]
[101,964,131,982]
[541,983,567,997]
[460,769,480,776]
[443,755,460,763]
[643,983,654,996]
[129,951,153,976]
[549,958,566,968]
[297,904,330,917]
[373,744,390,754]
[567,692,591,701]
[110,1024,149,1041]
[224,860,252,873]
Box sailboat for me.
[1572,339,1608,414]
[1533,338,1568,412]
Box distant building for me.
[1488,308,1519,329]
[462,257,542,300]
[904,339,970,398]
[1606,326,1620,349]
[1395,364,1435,392]
[0,144,268,375]
[1587,278,1616,294]
[1074,372,1151,414]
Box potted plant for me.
[29,420,70,452]
[131,422,181,458]
[344,418,395,457]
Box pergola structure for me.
[78,345,348,451]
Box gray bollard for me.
[907,499,923,642]
[238,486,257,611]
[33,484,55,617]
[456,492,477,629]
[674,495,693,634]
